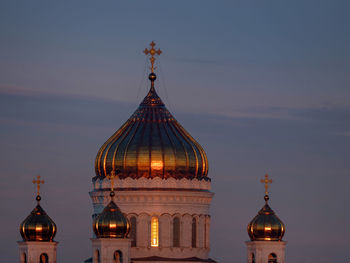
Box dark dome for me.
[93,201,130,238]
[94,77,208,181]
[20,203,57,242]
[247,197,285,241]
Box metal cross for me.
[260,174,272,195]
[106,170,118,192]
[143,41,162,73]
[32,175,44,196]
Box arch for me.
[113,250,123,263]
[151,216,159,247]
[21,252,27,263]
[268,253,277,263]
[192,217,197,248]
[173,217,180,247]
[159,213,172,248]
[94,249,100,263]
[251,253,255,263]
[130,216,137,247]
[39,253,49,263]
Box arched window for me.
[21,252,27,263]
[130,216,137,247]
[268,253,277,263]
[114,250,123,263]
[39,253,49,263]
[95,249,100,263]
[251,253,255,263]
[173,217,180,247]
[151,216,159,247]
[192,218,197,248]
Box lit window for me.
[151,217,159,247]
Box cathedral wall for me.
[90,178,213,260]
[17,241,58,263]
[246,241,286,263]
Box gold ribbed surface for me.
[94,84,209,181]
[247,198,285,241]
[93,201,130,238]
[20,204,57,242]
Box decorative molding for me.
[93,177,211,191]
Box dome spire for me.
[93,170,130,239]
[106,170,118,198]
[20,176,57,242]
[32,175,44,203]
[143,41,162,74]
[94,43,208,181]
[143,41,162,88]
[247,174,285,241]
[260,173,272,203]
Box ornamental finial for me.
[106,170,118,197]
[260,174,272,199]
[32,175,44,201]
[143,41,162,73]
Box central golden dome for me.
[94,73,208,181]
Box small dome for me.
[94,74,208,181]
[247,196,285,241]
[20,202,57,242]
[93,200,130,238]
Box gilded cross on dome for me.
[32,175,44,196]
[260,174,272,196]
[106,170,118,193]
[143,41,162,73]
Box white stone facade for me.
[246,241,287,263]
[91,238,131,263]
[90,177,214,260]
[17,241,58,263]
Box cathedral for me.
[18,42,287,263]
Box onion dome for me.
[20,195,57,242]
[93,192,130,238]
[248,195,285,241]
[94,54,208,181]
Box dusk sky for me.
[1,1,350,262]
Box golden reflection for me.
[35,225,42,232]
[264,227,271,231]
[151,217,159,247]
[151,161,163,170]
[109,223,117,229]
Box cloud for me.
[334,131,350,137]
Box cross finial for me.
[260,173,272,196]
[106,170,118,197]
[32,175,44,197]
[143,41,162,73]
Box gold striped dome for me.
[94,73,209,181]
[247,195,285,241]
[93,198,130,238]
[20,196,57,242]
